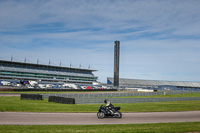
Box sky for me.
[0,0,200,83]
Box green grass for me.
[0,122,200,133]
[0,96,200,112]
[0,96,98,113]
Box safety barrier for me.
[48,96,75,104]
[21,94,43,100]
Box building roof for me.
[107,77,200,88]
[0,60,97,72]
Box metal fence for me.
[41,90,200,104]
[42,90,200,99]
[42,92,165,99]
[75,97,200,104]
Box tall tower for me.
[114,41,120,87]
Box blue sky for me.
[0,0,200,83]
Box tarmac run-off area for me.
[0,111,200,125]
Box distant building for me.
[0,60,98,84]
[107,77,200,90]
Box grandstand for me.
[107,77,200,90]
[0,60,98,84]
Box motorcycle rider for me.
[104,99,114,114]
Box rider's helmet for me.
[104,99,108,103]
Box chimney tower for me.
[114,41,120,87]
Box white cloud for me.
[0,0,200,35]
[0,0,200,82]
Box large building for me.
[107,77,200,90]
[0,60,98,84]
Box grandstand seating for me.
[0,60,98,84]
[0,65,94,77]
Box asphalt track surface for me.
[0,111,200,125]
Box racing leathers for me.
[105,101,114,114]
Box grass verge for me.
[0,96,200,112]
[0,122,200,133]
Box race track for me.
[0,111,200,125]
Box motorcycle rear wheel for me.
[97,112,105,119]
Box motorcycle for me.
[97,105,122,119]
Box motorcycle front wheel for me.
[97,112,105,119]
[115,111,122,118]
